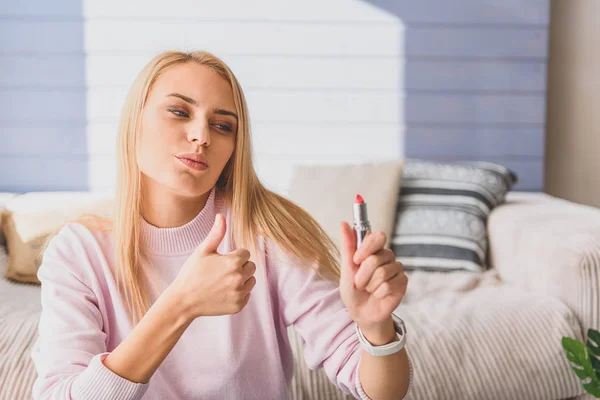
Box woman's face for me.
[137,62,237,198]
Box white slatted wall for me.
[83,0,404,193]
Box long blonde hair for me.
[99,51,340,324]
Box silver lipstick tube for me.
[353,202,371,248]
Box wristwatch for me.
[355,313,407,357]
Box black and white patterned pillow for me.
[392,160,518,272]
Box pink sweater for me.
[31,188,411,399]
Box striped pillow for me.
[392,160,517,272]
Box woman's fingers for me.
[353,231,387,265]
[372,270,408,300]
[354,249,396,290]
[364,262,400,293]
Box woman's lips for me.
[176,156,208,171]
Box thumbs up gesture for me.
[339,223,408,341]
[170,214,257,319]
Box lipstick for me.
[353,194,371,248]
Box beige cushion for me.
[287,161,404,248]
[2,192,114,284]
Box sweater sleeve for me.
[266,240,412,399]
[31,225,148,400]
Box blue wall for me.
[365,0,550,191]
[0,0,87,192]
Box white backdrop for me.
[83,0,405,194]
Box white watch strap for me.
[356,313,407,357]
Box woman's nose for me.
[188,123,210,147]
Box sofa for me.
[1,190,599,400]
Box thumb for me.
[340,221,359,285]
[199,213,226,254]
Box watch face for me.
[391,313,407,335]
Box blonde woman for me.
[31,51,412,400]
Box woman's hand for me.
[168,214,257,320]
[339,222,408,342]
[103,214,255,385]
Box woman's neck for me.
[141,183,212,228]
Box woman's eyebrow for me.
[213,108,238,121]
[167,93,197,105]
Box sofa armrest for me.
[488,195,600,334]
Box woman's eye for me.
[213,124,233,132]
[168,109,189,118]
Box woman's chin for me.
[170,179,214,199]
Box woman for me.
[31,51,412,400]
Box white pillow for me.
[287,161,404,248]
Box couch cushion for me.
[489,193,600,343]
[392,160,517,273]
[394,270,583,399]
[287,269,585,400]
[2,192,113,284]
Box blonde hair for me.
[86,51,340,324]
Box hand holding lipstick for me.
[339,195,408,343]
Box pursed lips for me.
[175,154,209,170]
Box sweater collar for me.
[140,187,223,254]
